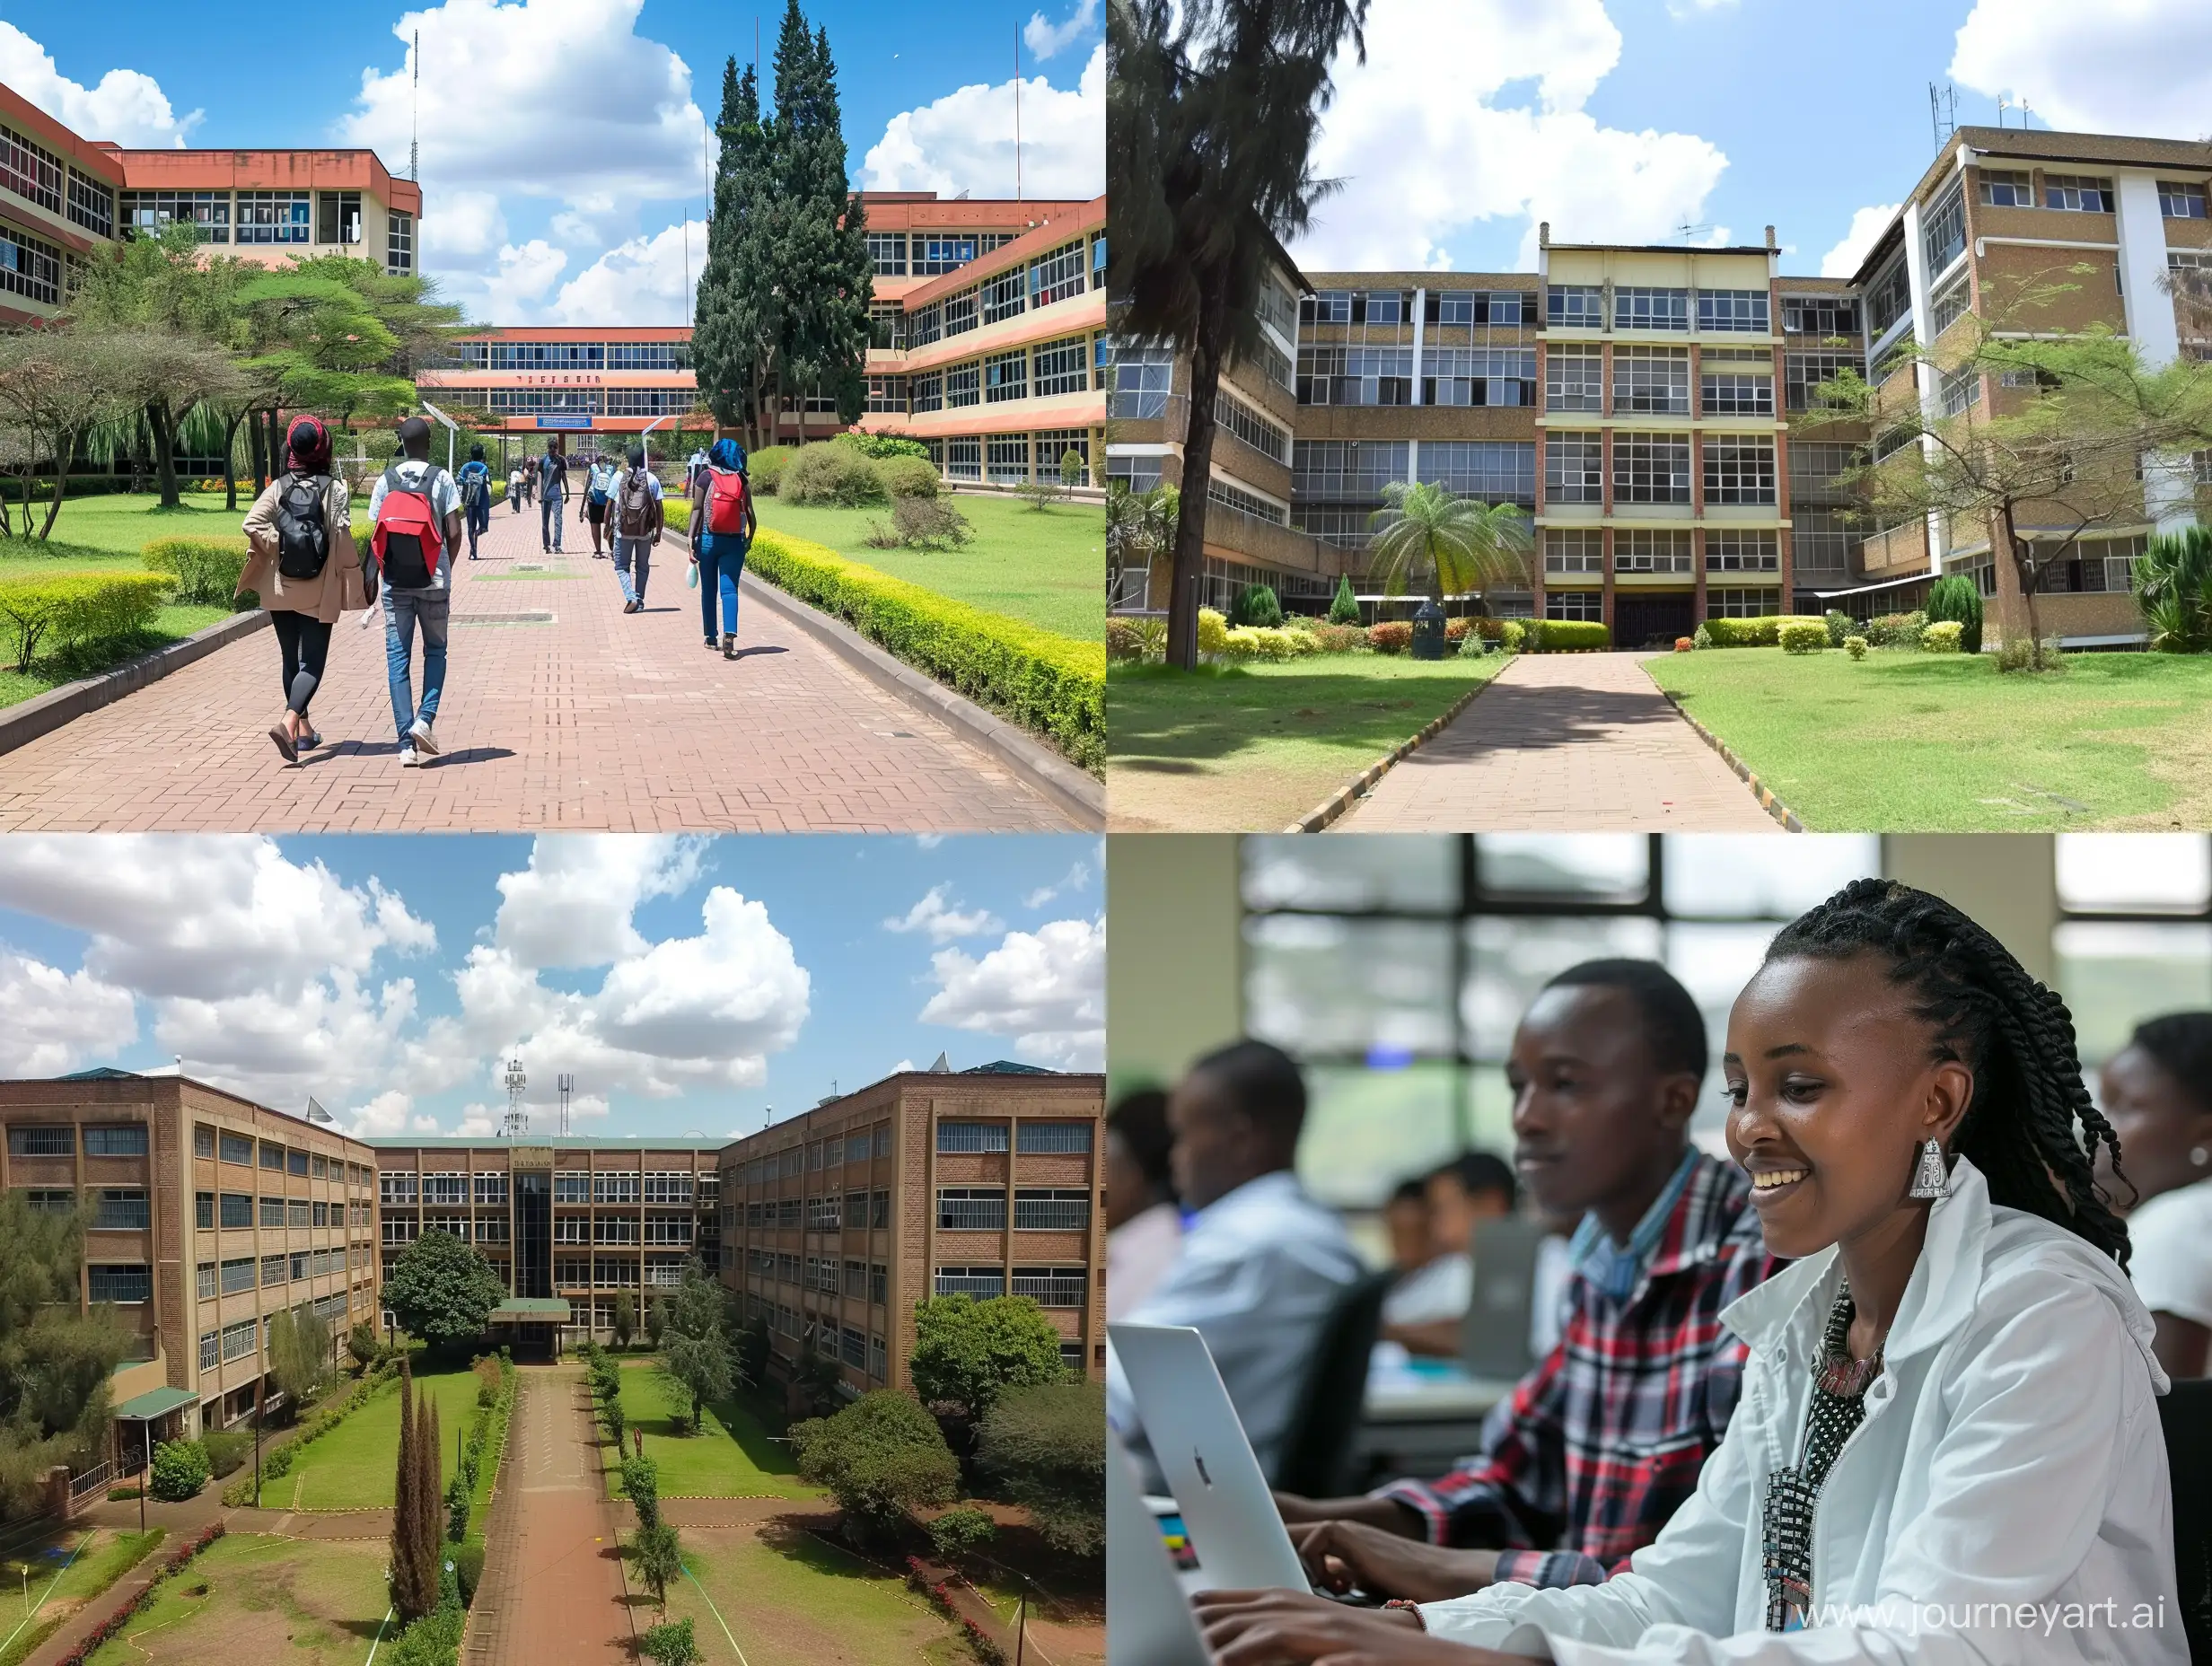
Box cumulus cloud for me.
[1024,0,1100,60]
[884,885,1005,943]
[493,836,703,969]
[549,219,707,327]
[0,22,201,146]
[1820,204,1900,280]
[863,42,1102,200]
[919,917,1103,1069]
[0,948,136,1077]
[1290,0,1726,269]
[426,189,508,262]
[1951,0,2212,140]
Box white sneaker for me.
[399,745,419,768]
[408,716,440,757]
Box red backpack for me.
[704,466,750,536]
[373,462,447,590]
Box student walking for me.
[538,443,568,553]
[456,444,493,559]
[508,461,525,512]
[240,415,373,763]
[611,445,663,613]
[690,436,758,656]
[370,416,465,767]
[584,452,619,557]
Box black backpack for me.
[617,468,655,536]
[273,473,330,580]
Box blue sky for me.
[0,835,1104,1139]
[0,0,1104,324]
[1288,0,2212,277]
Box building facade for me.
[416,327,703,443]
[1,81,422,328]
[1114,125,2212,645]
[0,1073,381,1465]
[716,1065,1107,1401]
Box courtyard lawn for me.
[80,1534,388,1666]
[610,1362,817,1501]
[1106,653,1510,831]
[1643,647,2212,830]
[0,533,230,712]
[274,1363,486,1511]
[752,493,1102,643]
[16,491,250,556]
[0,1529,163,1666]
[659,1524,957,1664]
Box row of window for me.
[894,333,1099,414]
[934,1187,1093,1232]
[197,1294,363,1373]
[734,1123,895,1185]
[379,1169,710,1205]
[472,388,705,416]
[742,1250,893,1303]
[1974,171,2208,220]
[549,1255,693,1289]
[745,1298,899,1381]
[1541,587,1786,623]
[933,1119,1095,1154]
[447,341,691,370]
[115,188,412,273]
[1544,433,1778,504]
[1302,289,1532,329]
[1540,528,1782,575]
[194,1246,355,1300]
[864,228,1022,277]
[931,1266,1090,1305]
[896,234,1105,346]
[1291,440,1535,509]
[190,1124,370,1184]
[8,1124,151,1156]
[1546,286,1771,334]
[929,430,1093,487]
[742,1189,892,1230]
[195,1190,369,1230]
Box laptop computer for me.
[1461,1215,1544,1382]
[1109,1426,1216,1664]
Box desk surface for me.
[1364,1365,1516,1423]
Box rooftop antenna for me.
[409,29,420,182]
[501,1057,528,1139]
[2018,99,2033,130]
[1674,220,1711,241]
[1930,81,1958,148]
[1014,22,1023,203]
[557,1073,575,1137]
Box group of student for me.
[234,419,764,768]
[1106,878,2211,1662]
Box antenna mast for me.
[557,1073,575,1138]
[409,30,421,182]
[1014,23,1023,202]
[1929,81,1958,149]
[501,1057,528,1139]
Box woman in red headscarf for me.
[240,415,372,762]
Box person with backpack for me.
[611,445,664,613]
[456,443,493,559]
[369,416,465,767]
[584,452,619,557]
[240,415,372,763]
[538,443,569,553]
[689,435,758,657]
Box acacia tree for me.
[1110,0,1370,667]
[0,333,138,537]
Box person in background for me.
[610,445,663,614]
[1382,1180,1438,1283]
[1107,1040,1361,1488]
[1270,960,1778,1604]
[367,416,464,767]
[691,437,758,657]
[1381,1153,1517,1355]
[2099,1010,2212,1377]
[1106,1087,1181,1320]
[537,443,568,553]
[508,460,526,513]
[584,451,619,557]
[455,444,493,560]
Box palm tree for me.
[2132,523,2212,653]
[1364,482,1532,610]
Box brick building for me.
[0,1072,381,1469]
[716,1063,1108,1400]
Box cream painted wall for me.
[1881,836,2058,986]
[1104,834,1243,1093]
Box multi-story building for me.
[366,1138,724,1354]
[0,80,422,328]
[0,1072,381,1470]
[1114,124,2212,646]
[716,1064,1106,1400]
[417,327,704,446]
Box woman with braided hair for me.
[1192,878,2182,1665]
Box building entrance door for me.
[1613,592,1698,649]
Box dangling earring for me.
[1908,1136,1948,1201]
[2190,1145,2209,1170]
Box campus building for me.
[0,1073,382,1477]
[715,1063,1107,1401]
[0,80,423,329]
[1112,125,2212,646]
[416,326,704,445]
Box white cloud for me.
[919,917,1103,1070]
[885,884,1005,943]
[1951,0,2212,140]
[863,42,1102,200]
[426,189,508,261]
[549,219,707,327]
[1667,0,1737,14]
[493,836,703,969]
[1023,861,1092,910]
[1291,0,1727,270]
[0,22,201,147]
[347,1089,417,1137]
[1024,0,1100,60]
[1820,203,1900,279]
[0,948,136,1077]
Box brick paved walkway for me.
[1339,651,1781,832]
[0,507,1074,831]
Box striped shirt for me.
[1375,1151,1780,1589]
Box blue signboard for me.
[535,416,593,430]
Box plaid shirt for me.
[1375,1151,1779,1589]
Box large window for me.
[94,1190,149,1230]
[1418,442,1535,510]
[1614,434,1692,504]
[1541,528,1604,577]
[1296,346,1414,407]
[1922,180,1967,274]
[1031,239,1086,308]
[1544,434,1604,504]
[914,235,980,276]
[1978,170,2033,208]
[1614,287,1689,331]
[1426,290,1524,327]
[1697,290,1769,333]
[1215,389,1288,462]
[1785,353,1858,412]
[1109,346,1172,419]
[387,210,414,275]
[0,225,62,307]
[84,1125,149,1156]
[982,267,1026,326]
[1546,285,1603,328]
[1014,1189,1092,1231]
[1700,368,1774,417]
[1706,530,1779,572]
[236,191,311,245]
[2044,174,2114,214]
[945,364,981,409]
[984,348,1029,403]
[987,434,1031,486]
[1613,347,1689,415]
[865,231,906,276]
[1703,435,1778,504]
[1783,296,1859,338]
[1613,528,1693,574]
[1421,348,1535,408]
[1545,348,1603,412]
[67,169,114,239]
[0,123,64,213]
[7,1126,73,1156]
[1015,1122,1093,1153]
[935,1188,1006,1231]
[1035,336,1090,399]
[2159,181,2208,220]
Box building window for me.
[944,437,983,483]
[1216,388,1289,461]
[934,1266,1005,1298]
[1697,290,1769,333]
[1865,254,1912,342]
[1707,587,1782,618]
[259,1141,285,1171]
[1703,435,1778,504]
[1011,1266,1086,1307]
[387,210,415,275]
[1545,348,1603,412]
[870,1262,888,1304]
[287,1148,309,1177]
[1544,434,1604,504]
[1615,287,1689,331]
[915,235,981,276]
[1785,353,1857,412]
[1706,530,1779,572]
[200,1330,220,1372]
[1922,179,1969,275]
[7,1126,73,1156]
[1783,295,1861,338]
[315,190,363,244]
[1421,346,1535,408]
[865,374,908,415]
[92,1189,149,1230]
[1037,429,1093,487]
[1613,347,1690,415]
[1929,274,1971,339]
[190,1124,215,1160]
[472,1172,509,1206]
[987,434,1031,486]
[1937,365,1982,418]
[287,1199,310,1230]
[2044,174,2114,214]
[121,188,231,243]
[945,364,981,409]
[1014,1122,1093,1153]
[1542,528,1605,577]
[1297,345,1413,407]
[1418,441,1536,510]
[66,168,114,239]
[422,1173,465,1206]
[981,266,1027,327]
[1426,290,1524,326]
[0,122,65,213]
[235,190,312,245]
[1614,434,1692,504]
[1014,1188,1091,1232]
[935,1188,1007,1231]
[1109,347,1173,419]
[865,231,907,276]
[1546,285,1603,328]
[261,1253,288,1287]
[1614,529,1693,574]
[195,1191,214,1229]
[1699,370,1773,417]
[381,1173,419,1206]
[222,1318,257,1361]
[2159,180,2208,220]
[1545,589,1604,622]
[220,1192,252,1229]
[1792,508,1854,575]
[872,1189,890,1228]
[196,1260,217,1301]
[590,1172,640,1205]
[258,1196,284,1227]
[1031,239,1086,308]
[938,1120,1010,1153]
[1978,169,2033,208]
[221,1257,256,1294]
[984,348,1029,403]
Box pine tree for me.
[694,57,779,452]
[391,1356,427,1618]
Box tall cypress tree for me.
[391,1357,426,1619]
[792,20,873,427]
[417,1397,443,1591]
[694,57,773,449]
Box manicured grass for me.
[0,1529,163,1666]
[1106,653,1510,831]
[1643,647,2212,830]
[609,1362,816,1501]
[276,1363,486,1511]
[79,1534,387,1666]
[753,493,1102,643]
[15,491,250,556]
[661,1525,955,1663]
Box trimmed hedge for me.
[1368,620,1413,654]
[746,529,1103,770]
[143,537,253,608]
[784,444,886,507]
[1924,618,1964,653]
[0,570,174,671]
[1527,618,1610,652]
[877,455,940,499]
[1700,614,1826,648]
[1778,619,1829,654]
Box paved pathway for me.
[466,1365,630,1665]
[0,506,1074,831]
[1338,651,1782,832]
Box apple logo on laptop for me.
[1193,1449,1213,1487]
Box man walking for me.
[538,443,568,553]
[456,444,493,559]
[611,445,663,613]
[584,452,619,557]
[368,416,465,767]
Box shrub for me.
[1105,618,1146,662]
[380,1598,465,1666]
[1846,636,1869,660]
[1197,607,1230,654]
[1368,620,1413,654]
[1698,615,1825,648]
[1866,609,1928,650]
[1327,575,1360,625]
[876,454,939,499]
[0,570,175,671]
[783,443,885,506]
[200,1428,251,1479]
[452,1541,485,1608]
[1229,583,1283,627]
[143,537,251,608]
[1997,635,2067,672]
[1500,619,1527,653]
[1673,636,1693,653]
[1926,574,1984,654]
[1221,625,1314,662]
[863,495,973,550]
[1444,617,1471,643]
[1824,610,1856,647]
[1778,619,1830,654]
[1924,618,1964,653]
[1313,622,1365,653]
[790,1391,960,1541]
[638,1618,703,1666]
[474,1355,502,1407]
[1691,621,1713,650]
[928,1504,999,1559]
[838,432,930,461]
[621,1453,661,1530]
[1529,619,1611,652]
[149,1440,209,1501]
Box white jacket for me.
[1420,1156,2181,1664]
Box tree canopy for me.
[978,1380,1105,1556]
[381,1230,505,1351]
[908,1293,1069,1419]
[0,1191,127,1513]
[656,1258,737,1432]
[790,1389,960,1541]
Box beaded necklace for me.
[1761,1285,1883,1631]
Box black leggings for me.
[272,611,332,718]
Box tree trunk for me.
[1999,503,2045,669]
[249,409,268,491]
[1168,315,1227,670]
[38,429,77,539]
[223,408,249,510]
[147,401,181,509]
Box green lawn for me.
[610,1362,816,1501]
[0,1529,163,1666]
[275,1363,486,1511]
[754,493,1102,643]
[12,490,251,556]
[80,1534,387,1666]
[1106,653,1509,831]
[1644,647,2212,830]
[661,1526,956,1664]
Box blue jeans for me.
[698,533,745,639]
[614,537,651,604]
[383,584,449,741]
[466,495,489,557]
[540,491,564,550]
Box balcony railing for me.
[1859,520,1930,575]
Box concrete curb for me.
[1282,666,1501,834]
[1652,685,1807,833]
[660,528,1103,829]
[0,609,269,760]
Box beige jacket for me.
[239,474,371,625]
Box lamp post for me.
[253,1377,265,1509]
[639,415,670,471]
[420,399,461,475]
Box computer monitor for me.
[1461,1215,1544,1382]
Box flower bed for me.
[54,1522,224,1666]
[904,1556,1007,1666]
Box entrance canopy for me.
[114,1387,196,1421]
